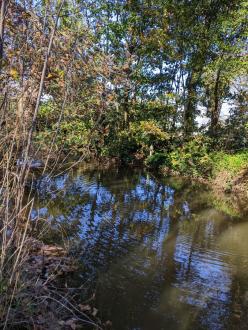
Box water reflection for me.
[31,168,248,330]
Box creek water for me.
[31,167,248,330]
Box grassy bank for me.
[211,151,248,198]
[146,146,248,197]
[146,148,248,216]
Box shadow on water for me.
[30,167,248,330]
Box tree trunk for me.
[210,68,222,136]
[184,70,198,136]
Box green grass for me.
[211,150,248,176]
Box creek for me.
[31,167,248,330]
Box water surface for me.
[31,167,248,330]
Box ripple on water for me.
[31,168,248,330]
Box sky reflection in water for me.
[31,168,248,330]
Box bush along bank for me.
[144,138,248,198]
[31,98,248,196]
[34,112,248,199]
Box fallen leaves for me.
[59,318,78,329]
[41,245,67,257]
[79,304,91,312]
[25,239,78,278]
[79,304,98,317]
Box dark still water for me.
[31,167,248,330]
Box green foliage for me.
[101,120,170,163]
[22,0,248,169]
[211,151,248,176]
[130,120,170,152]
[145,153,170,169]
[217,104,248,150]
[39,102,56,118]
[145,142,248,179]
[37,101,59,128]
[36,119,91,154]
[60,121,90,150]
[102,129,138,163]
[169,136,213,177]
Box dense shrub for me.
[101,120,170,163]
[167,136,213,176]
[130,120,170,154]
[36,119,91,154]
[144,136,214,177]
[102,129,139,163]
[145,153,171,169]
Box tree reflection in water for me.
[31,167,248,330]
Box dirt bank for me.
[211,168,248,215]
